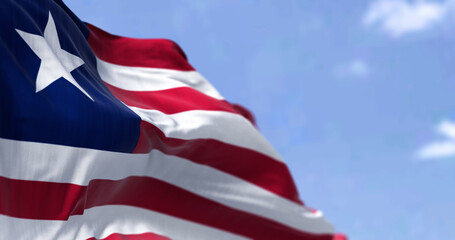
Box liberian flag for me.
[0,0,345,239]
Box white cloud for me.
[364,0,455,37]
[417,141,455,159]
[417,119,455,160]
[437,119,455,139]
[334,59,370,78]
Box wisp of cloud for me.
[364,0,455,37]
[417,119,455,160]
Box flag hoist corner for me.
[0,0,346,239]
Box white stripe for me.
[129,107,283,162]
[0,205,247,240]
[97,58,224,100]
[0,138,335,234]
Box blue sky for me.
[65,1,455,239]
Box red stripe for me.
[104,80,256,124]
[104,83,237,115]
[333,234,348,240]
[87,232,171,240]
[134,121,303,205]
[87,24,194,71]
[1,176,333,240]
[231,103,256,125]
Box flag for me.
[0,0,344,239]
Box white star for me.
[16,11,93,101]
